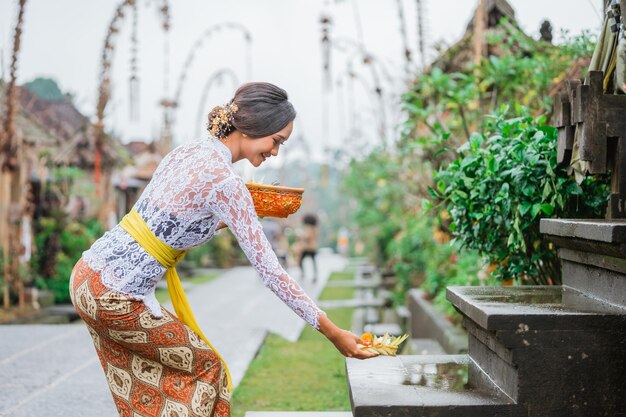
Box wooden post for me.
[1,172,10,309]
[0,0,28,309]
[473,0,486,66]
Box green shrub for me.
[434,108,609,285]
[387,214,486,315]
[33,216,104,303]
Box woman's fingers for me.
[349,349,378,359]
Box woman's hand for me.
[318,314,378,359]
[329,328,378,359]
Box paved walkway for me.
[0,252,346,417]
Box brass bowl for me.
[245,183,304,218]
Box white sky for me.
[0,0,605,163]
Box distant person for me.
[69,83,375,417]
[337,227,350,257]
[298,213,319,282]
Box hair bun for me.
[207,103,239,139]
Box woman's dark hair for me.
[207,82,296,139]
[303,214,318,226]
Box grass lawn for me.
[230,271,356,417]
[155,273,219,304]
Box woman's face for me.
[242,121,294,167]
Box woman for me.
[69,82,375,417]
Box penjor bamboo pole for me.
[1,0,28,309]
[473,0,486,67]
[1,173,10,309]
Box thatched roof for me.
[429,0,524,73]
[122,141,162,181]
[19,85,89,141]
[465,0,516,32]
[0,81,119,169]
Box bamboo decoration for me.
[194,68,239,138]
[94,0,170,222]
[330,38,391,143]
[0,0,28,310]
[395,0,413,81]
[160,22,252,153]
[129,1,139,121]
[320,13,333,91]
[1,0,27,172]
[320,12,333,154]
[172,22,252,108]
[416,0,427,69]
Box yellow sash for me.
[120,208,233,392]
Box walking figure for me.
[298,213,319,282]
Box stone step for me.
[351,309,366,334]
[245,413,352,417]
[446,285,626,332]
[446,284,626,411]
[318,299,386,309]
[346,354,514,417]
[404,338,446,355]
[408,289,467,354]
[325,280,381,288]
[363,323,403,337]
[363,307,379,324]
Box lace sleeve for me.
[207,176,326,329]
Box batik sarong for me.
[69,258,230,417]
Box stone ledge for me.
[363,323,403,336]
[559,247,626,275]
[540,218,626,243]
[346,355,514,417]
[404,338,446,355]
[318,299,386,309]
[325,280,381,288]
[245,413,352,417]
[561,256,626,307]
[446,286,626,331]
[408,289,467,353]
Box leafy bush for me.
[386,216,432,299]
[426,244,489,320]
[33,216,104,303]
[344,149,404,264]
[387,214,487,315]
[434,108,609,284]
[344,25,599,309]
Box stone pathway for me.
[0,252,345,417]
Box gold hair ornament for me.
[209,102,239,139]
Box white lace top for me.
[82,137,325,329]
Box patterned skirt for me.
[69,258,231,417]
